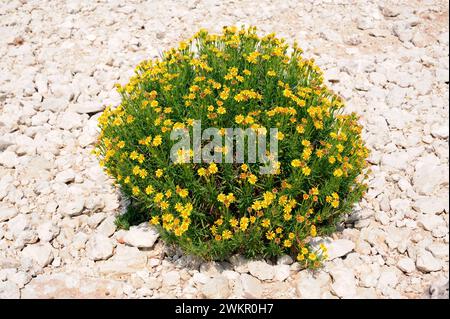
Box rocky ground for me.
[0,0,449,299]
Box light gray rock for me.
[86,234,114,261]
[417,214,444,231]
[37,221,60,242]
[430,279,449,299]
[162,271,180,286]
[240,274,263,298]
[59,198,85,217]
[0,151,18,168]
[296,271,322,298]
[416,250,442,273]
[0,281,20,298]
[96,216,116,237]
[413,155,448,195]
[248,260,274,281]
[397,257,415,273]
[0,206,18,222]
[326,239,355,260]
[413,197,448,214]
[329,267,357,298]
[277,255,294,265]
[200,276,230,298]
[274,264,290,282]
[123,223,159,249]
[21,243,54,268]
[70,102,105,114]
[55,170,75,184]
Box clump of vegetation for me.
[95,26,369,268]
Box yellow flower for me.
[132,186,140,196]
[291,159,301,167]
[155,169,163,178]
[267,70,276,77]
[283,239,292,247]
[276,132,284,140]
[145,185,154,195]
[208,162,218,174]
[261,218,270,228]
[310,225,317,237]
[152,135,162,146]
[266,230,275,240]
[222,230,232,240]
[235,114,244,124]
[247,174,257,185]
[178,189,188,198]
[150,216,159,225]
[302,166,311,176]
[308,253,317,261]
[297,253,305,261]
[117,141,125,148]
[333,168,343,177]
[229,218,238,228]
[239,217,249,231]
[329,156,336,164]
[217,106,226,114]
[241,164,248,171]
[154,192,164,203]
[198,167,207,176]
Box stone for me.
[426,243,449,259]
[326,239,355,260]
[0,151,18,168]
[377,269,399,290]
[96,216,117,237]
[431,124,449,139]
[296,271,322,298]
[397,257,415,273]
[200,276,230,298]
[192,272,209,285]
[70,101,105,114]
[0,205,18,222]
[413,197,448,214]
[123,222,159,249]
[248,260,274,281]
[9,271,32,288]
[86,234,114,261]
[277,255,294,265]
[274,265,290,282]
[412,155,448,195]
[37,221,60,242]
[417,214,444,231]
[21,243,54,268]
[416,250,442,273]
[240,274,263,298]
[430,279,449,299]
[162,271,180,286]
[0,281,20,298]
[21,273,124,298]
[329,267,357,298]
[59,198,85,217]
[230,254,250,273]
[97,245,147,275]
[55,170,75,184]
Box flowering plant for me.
[95,26,369,268]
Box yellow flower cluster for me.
[95,26,369,268]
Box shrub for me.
[95,26,369,268]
